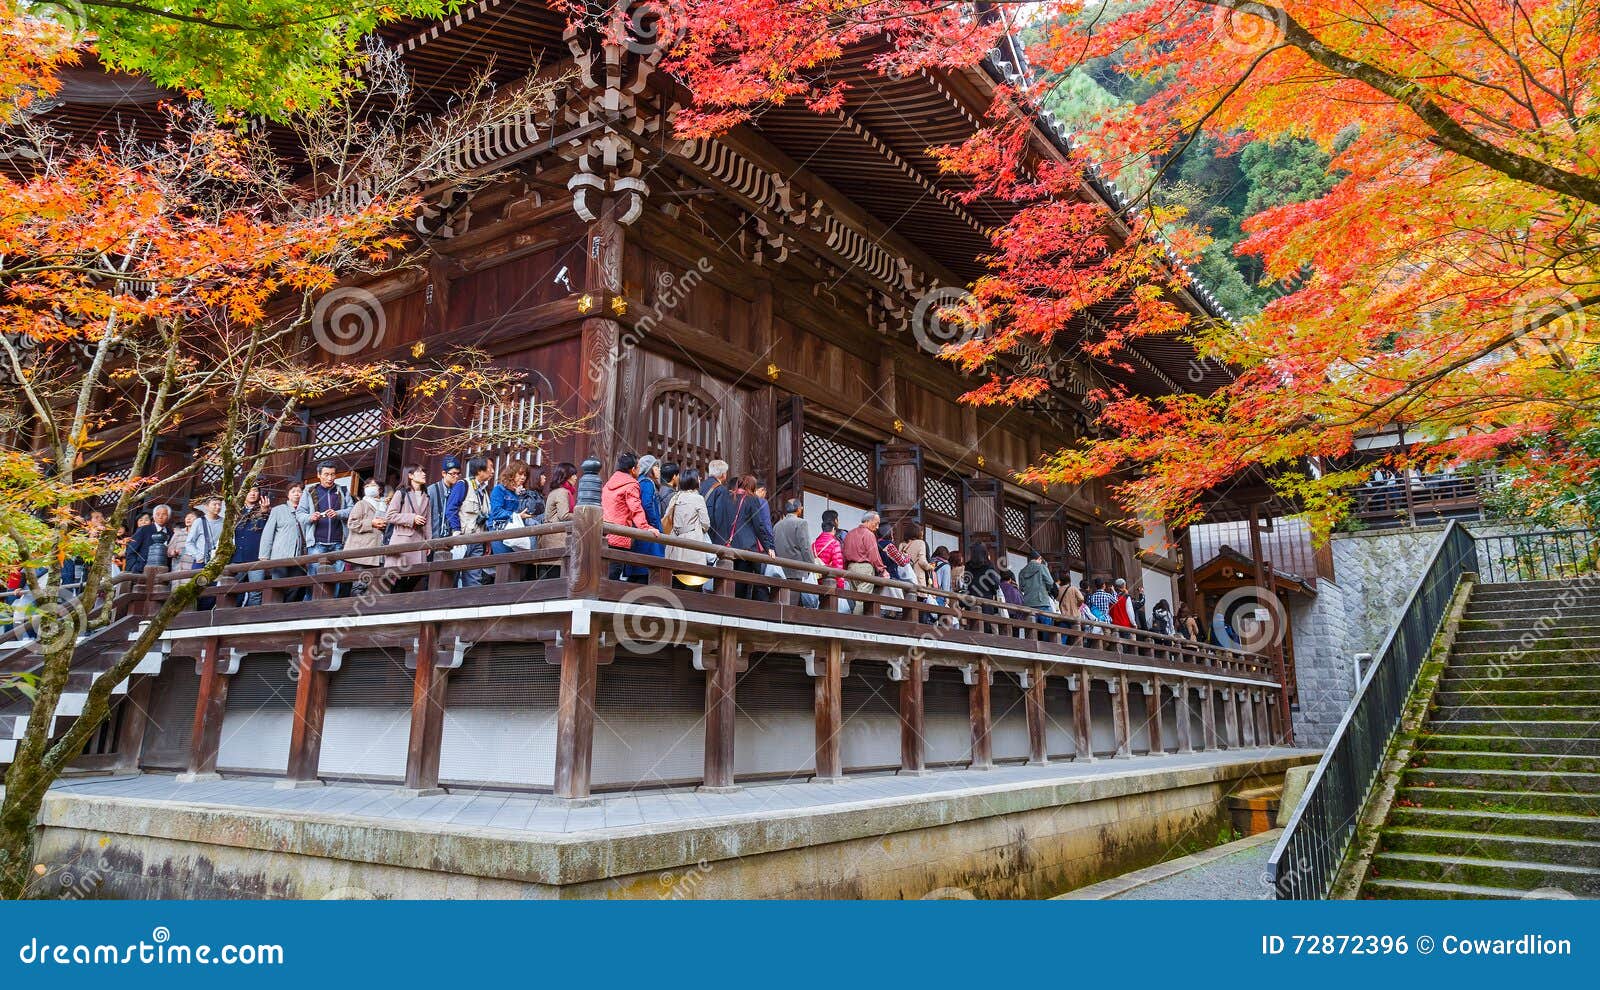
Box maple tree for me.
[0,21,575,895]
[641,0,1599,530]
[4,0,460,119]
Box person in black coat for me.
[701,458,731,545]
[718,474,776,600]
[125,505,174,573]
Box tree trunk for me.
[0,765,47,900]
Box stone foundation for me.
[34,753,1317,900]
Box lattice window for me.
[311,405,382,461]
[1003,503,1029,543]
[802,431,872,492]
[1064,526,1085,561]
[648,387,722,473]
[923,475,960,519]
[198,436,246,490]
[470,384,546,470]
[92,465,131,508]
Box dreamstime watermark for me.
[16,928,284,966]
[589,258,713,384]
[310,286,386,356]
[13,594,89,655]
[1211,1,1288,54]
[657,859,713,900]
[1210,585,1287,655]
[1480,569,1600,680]
[23,0,90,44]
[910,286,988,356]
[1512,290,1591,367]
[615,584,688,655]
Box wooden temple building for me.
[3,2,1298,798]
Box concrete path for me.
[1057,829,1281,900]
[45,747,1313,836]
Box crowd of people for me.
[591,451,1208,641]
[5,452,1206,645]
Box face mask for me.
[365,486,380,499]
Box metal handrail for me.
[1265,519,1476,899]
[1473,527,1599,583]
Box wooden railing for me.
[1349,471,1488,527]
[1265,520,1477,899]
[88,512,1276,683]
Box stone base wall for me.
[34,755,1316,900]
[1289,526,1451,747]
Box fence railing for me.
[1266,519,1476,899]
[1474,528,1600,584]
[1348,470,1489,527]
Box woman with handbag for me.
[488,460,530,555]
[721,474,775,600]
[384,465,432,592]
[539,462,577,551]
[344,479,390,595]
[663,468,712,590]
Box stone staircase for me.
[1363,579,1600,899]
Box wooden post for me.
[283,631,328,786]
[1223,687,1242,748]
[182,638,226,780]
[1025,662,1048,766]
[1072,668,1095,762]
[813,641,843,782]
[1255,689,1271,747]
[701,627,739,791]
[898,654,927,774]
[1200,685,1218,751]
[404,623,449,793]
[968,659,993,770]
[1178,525,1199,617]
[1175,679,1194,755]
[1247,502,1294,745]
[553,630,599,800]
[1147,676,1164,754]
[112,676,154,773]
[566,503,604,599]
[1112,674,1132,758]
[1242,690,1258,746]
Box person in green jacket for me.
[1018,550,1058,639]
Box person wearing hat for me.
[633,454,666,572]
[1111,577,1136,629]
[427,456,463,559]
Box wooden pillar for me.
[284,631,328,786]
[1147,676,1164,755]
[813,641,843,782]
[1223,688,1242,748]
[579,195,625,465]
[1240,690,1256,746]
[1025,662,1048,766]
[1200,685,1219,751]
[1175,679,1195,755]
[1255,689,1272,747]
[702,627,739,791]
[112,676,154,773]
[898,654,927,774]
[1178,525,1199,617]
[968,659,993,770]
[553,630,599,800]
[181,638,226,780]
[1072,668,1095,762]
[1247,502,1294,745]
[1112,674,1132,758]
[404,623,449,793]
